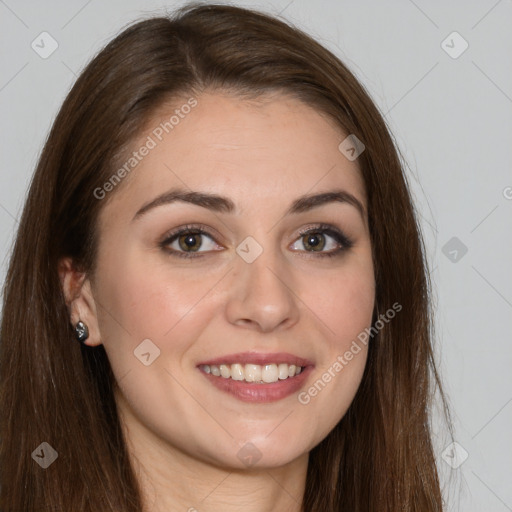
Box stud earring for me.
[74,320,89,343]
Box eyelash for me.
[159,223,354,259]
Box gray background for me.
[1,1,511,510]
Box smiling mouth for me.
[199,363,305,384]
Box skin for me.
[60,90,375,512]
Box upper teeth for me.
[201,363,303,383]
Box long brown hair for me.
[0,3,453,510]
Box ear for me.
[58,257,102,347]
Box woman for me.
[0,3,453,511]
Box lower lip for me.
[198,366,313,403]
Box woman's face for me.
[82,91,375,469]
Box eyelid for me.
[296,223,353,247]
[159,223,222,255]
[160,223,223,245]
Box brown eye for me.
[301,232,326,252]
[160,225,221,259]
[177,232,204,252]
[291,224,353,258]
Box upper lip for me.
[197,351,314,367]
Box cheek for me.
[295,303,372,448]
[306,261,375,347]
[97,252,208,341]
[94,253,225,390]
[299,260,374,411]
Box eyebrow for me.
[132,187,366,222]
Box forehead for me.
[100,91,366,221]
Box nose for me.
[224,245,299,333]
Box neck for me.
[137,449,307,512]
